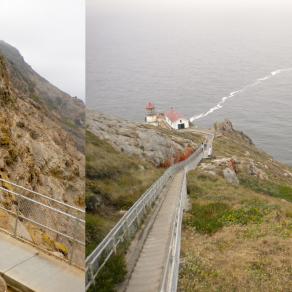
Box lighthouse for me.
[145,102,158,125]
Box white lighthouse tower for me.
[145,102,158,125]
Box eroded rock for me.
[87,110,200,166]
[223,168,239,185]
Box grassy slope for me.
[86,130,163,254]
[85,127,205,291]
[179,130,292,291]
[86,130,164,291]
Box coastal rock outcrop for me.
[197,119,292,189]
[87,110,203,166]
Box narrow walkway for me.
[0,232,84,292]
[126,171,185,292]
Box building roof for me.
[146,102,155,110]
[165,108,184,122]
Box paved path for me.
[0,232,84,292]
[126,171,185,292]
[125,135,213,292]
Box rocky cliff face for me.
[0,41,85,151]
[0,44,85,265]
[87,110,204,166]
[0,46,84,207]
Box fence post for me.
[13,196,20,237]
[69,217,80,265]
[135,208,140,227]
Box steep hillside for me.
[86,112,205,239]
[86,115,292,291]
[0,40,85,151]
[86,112,205,291]
[0,46,84,260]
[0,50,84,206]
[85,130,163,255]
[179,120,292,291]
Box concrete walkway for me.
[126,171,185,292]
[0,232,84,292]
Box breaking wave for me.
[189,68,292,122]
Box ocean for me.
[87,3,292,165]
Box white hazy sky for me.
[88,0,291,12]
[0,0,85,100]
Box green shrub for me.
[220,206,269,225]
[89,252,127,292]
[185,202,230,234]
[86,213,113,256]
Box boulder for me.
[223,168,239,185]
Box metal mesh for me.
[0,180,85,268]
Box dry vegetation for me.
[86,130,164,291]
[179,127,292,291]
[85,130,163,255]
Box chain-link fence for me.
[0,178,85,268]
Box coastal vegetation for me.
[86,115,292,291]
[180,122,292,291]
[85,130,163,291]
[85,130,163,255]
[85,113,204,291]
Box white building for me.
[165,108,189,130]
[145,102,158,125]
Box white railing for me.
[160,153,203,292]
[0,179,85,268]
[85,146,203,290]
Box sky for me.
[88,0,292,12]
[0,0,85,100]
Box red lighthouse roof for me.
[165,108,183,122]
[146,102,155,110]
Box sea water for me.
[87,2,292,165]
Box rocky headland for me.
[86,111,292,291]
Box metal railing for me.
[85,145,204,290]
[0,178,85,268]
[160,153,203,292]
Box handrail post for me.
[13,196,20,238]
[69,217,80,264]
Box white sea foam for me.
[189,68,292,123]
[258,76,269,81]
